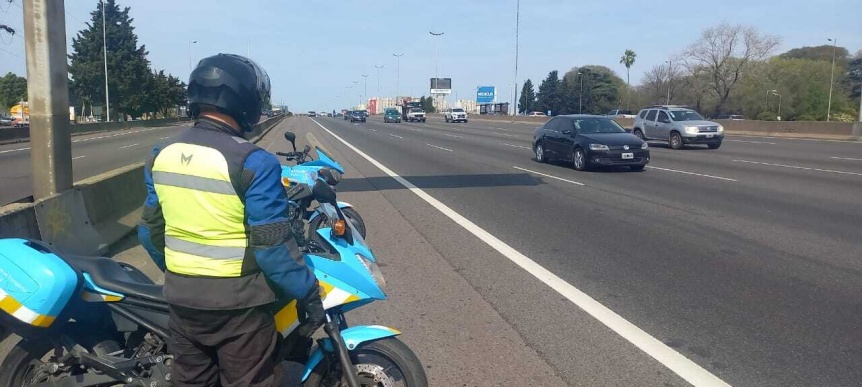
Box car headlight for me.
[356,253,386,289]
[717,125,724,133]
[589,143,609,151]
[641,142,649,150]
[685,126,699,134]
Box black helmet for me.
[187,53,271,132]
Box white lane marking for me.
[443,133,463,138]
[729,135,862,144]
[408,128,422,132]
[71,126,168,143]
[449,127,462,131]
[646,166,737,181]
[159,136,171,140]
[514,166,585,186]
[72,155,86,160]
[309,118,730,387]
[502,143,531,150]
[726,139,776,145]
[500,133,521,138]
[369,128,378,132]
[120,143,138,149]
[388,133,403,139]
[426,143,454,152]
[494,127,512,131]
[0,146,30,154]
[734,159,862,177]
[831,156,862,161]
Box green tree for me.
[619,49,637,110]
[561,66,624,115]
[420,96,434,112]
[149,70,187,118]
[518,79,535,114]
[0,72,27,108]
[535,70,562,115]
[68,0,153,120]
[780,45,850,67]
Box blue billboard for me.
[476,86,496,104]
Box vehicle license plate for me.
[622,153,634,159]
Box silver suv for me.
[631,105,724,149]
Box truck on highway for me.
[399,99,426,123]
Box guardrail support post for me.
[23,0,73,200]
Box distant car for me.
[528,111,546,117]
[0,117,12,126]
[444,108,468,123]
[344,111,352,120]
[350,110,367,123]
[308,111,317,117]
[383,108,401,123]
[714,114,745,120]
[532,114,649,171]
[605,109,636,119]
[632,105,724,150]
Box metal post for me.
[430,31,444,113]
[374,65,383,97]
[101,0,110,122]
[24,0,73,199]
[393,53,403,98]
[512,0,520,116]
[578,72,583,114]
[188,39,197,71]
[827,38,836,122]
[362,74,368,103]
[666,60,672,105]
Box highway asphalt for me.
[0,122,192,205]
[287,115,861,386]
[1,116,858,385]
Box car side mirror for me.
[562,130,573,135]
[284,132,297,152]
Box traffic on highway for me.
[0,1,860,386]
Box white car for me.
[444,108,468,123]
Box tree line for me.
[518,22,861,122]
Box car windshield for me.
[573,118,627,134]
[409,108,423,113]
[668,109,705,121]
[452,109,464,112]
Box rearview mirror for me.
[311,179,337,205]
[318,168,341,186]
[303,144,311,154]
[284,132,297,152]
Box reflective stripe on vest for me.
[152,142,248,278]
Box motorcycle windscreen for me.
[0,239,78,329]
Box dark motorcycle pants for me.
[167,304,283,387]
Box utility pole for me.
[188,39,197,71]
[24,0,73,199]
[578,72,584,114]
[362,74,369,102]
[393,53,403,98]
[827,38,837,122]
[430,31,444,112]
[101,0,110,122]
[512,0,520,116]
[665,60,672,105]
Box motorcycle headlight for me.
[589,143,609,151]
[685,126,699,134]
[356,253,386,289]
[641,142,649,150]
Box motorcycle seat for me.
[64,255,165,303]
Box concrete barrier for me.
[467,114,860,141]
[0,114,285,255]
[0,117,191,145]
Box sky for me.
[0,0,860,113]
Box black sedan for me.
[532,114,649,171]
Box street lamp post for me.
[827,38,837,121]
[362,74,369,103]
[374,65,384,97]
[512,0,520,116]
[771,91,782,120]
[101,0,110,122]
[393,53,403,98]
[665,60,672,105]
[766,89,777,112]
[188,40,197,71]
[578,72,584,114]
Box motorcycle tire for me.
[303,337,428,387]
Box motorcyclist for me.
[137,53,325,386]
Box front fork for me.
[322,311,361,387]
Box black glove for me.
[296,281,325,338]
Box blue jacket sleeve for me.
[138,145,167,272]
[243,149,318,300]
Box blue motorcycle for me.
[277,132,367,249]
[0,175,427,387]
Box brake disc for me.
[354,363,394,387]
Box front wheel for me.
[303,338,428,387]
[572,148,589,171]
[669,132,683,150]
[633,129,645,140]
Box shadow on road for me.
[336,173,543,193]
